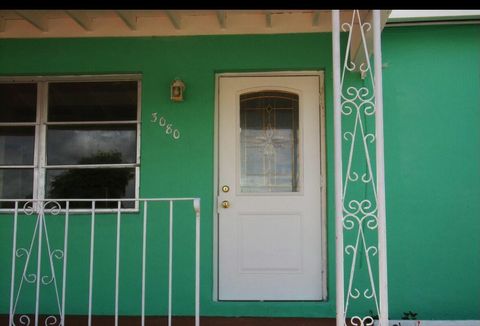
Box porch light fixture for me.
[171,79,185,102]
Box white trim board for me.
[389,10,480,22]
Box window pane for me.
[0,127,35,165]
[240,91,299,193]
[48,81,138,122]
[0,169,33,208]
[46,125,137,165]
[0,83,37,122]
[46,168,135,208]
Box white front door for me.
[217,74,325,301]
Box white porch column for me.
[373,9,389,326]
[332,9,389,326]
[331,9,345,326]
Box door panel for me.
[218,74,323,301]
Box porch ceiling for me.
[0,10,391,72]
[0,10,390,39]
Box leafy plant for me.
[367,309,418,326]
[369,310,379,320]
[392,311,418,326]
[401,311,418,320]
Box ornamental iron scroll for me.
[338,10,386,325]
[9,201,66,326]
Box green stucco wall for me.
[382,24,480,320]
[0,24,478,320]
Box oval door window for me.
[239,91,299,193]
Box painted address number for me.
[151,113,181,140]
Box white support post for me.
[34,209,44,326]
[168,200,174,326]
[332,9,345,326]
[88,201,95,326]
[115,201,121,326]
[141,201,148,326]
[61,202,70,326]
[9,202,19,326]
[194,198,201,326]
[373,10,389,326]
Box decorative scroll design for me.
[341,10,381,325]
[17,315,30,326]
[257,105,288,178]
[10,201,66,326]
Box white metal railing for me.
[1,198,200,326]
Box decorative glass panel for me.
[0,127,35,165]
[45,168,135,208]
[0,83,37,122]
[46,125,137,165]
[0,169,33,208]
[48,81,138,122]
[240,91,299,193]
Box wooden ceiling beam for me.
[265,11,272,28]
[312,10,321,26]
[116,10,137,31]
[15,10,48,32]
[65,10,93,31]
[216,10,226,29]
[165,10,181,30]
[0,16,6,32]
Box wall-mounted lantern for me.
[171,79,185,102]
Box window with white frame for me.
[0,76,141,209]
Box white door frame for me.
[212,70,328,301]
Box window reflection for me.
[46,166,135,208]
[0,169,33,208]
[0,83,37,122]
[0,127,35,165]
[48,81,137,122]
[47,125,137,165]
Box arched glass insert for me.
[239,91,299,193]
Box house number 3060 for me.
[151,113,181,140]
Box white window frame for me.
[0,74,142,212]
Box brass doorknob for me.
[221,200,230,209]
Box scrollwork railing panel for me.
[9,201,67,326]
